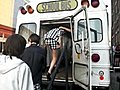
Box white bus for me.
[16,0,111,90]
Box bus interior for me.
[39,19,74,86]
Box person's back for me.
[21,33,46,90]
[0,55,33,90]
[0,34,34,90]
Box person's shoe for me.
[47,72,51,80]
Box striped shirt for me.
[44,28,63,49]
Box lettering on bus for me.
[37,0,78,13]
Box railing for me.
[47,41,69,90]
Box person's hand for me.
[59,26,63,29]
[59,26,71,32]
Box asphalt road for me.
[109,69,120,90]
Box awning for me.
[0,24,15,42]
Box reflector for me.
[26,5,34,14]
[91,0,99,8]
[91,53,100,62]
[20,7,27,14]
[100,76,104,80]
[81,0,89,7]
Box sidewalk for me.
[110,69,120,90]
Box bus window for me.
[89,19,102,42]
[77,20,88,41]
[19,23,36,41]
[77,19,102,42]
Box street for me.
[109,68,120,90]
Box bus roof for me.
[17,0,107,21]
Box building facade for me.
[112,0,120,46]
[0,0,25,52]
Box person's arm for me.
[59,26,71,32]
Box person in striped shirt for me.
[44,26,71,80]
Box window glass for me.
[77,20,88,40]
[77,19,102,42]
[19,23,36,41]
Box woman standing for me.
[0,34,34,90]
[44,26,71,80]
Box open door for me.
[72,7,91,90]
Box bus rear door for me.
[72,7,91,90]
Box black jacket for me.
[21,44,46,85]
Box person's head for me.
[28,33,40,45]
[116,44,120,51]
[2,34,26,59]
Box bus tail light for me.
[26,5,34,14]
[91,0,99,8]
[100,75,104,80]
[81,0,90,7]
[20,6,27,15]
[99,71,104,80]
[91,53,100,62]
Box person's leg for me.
[48,49,57,74]
[47,49,57,80]
[115,58,119,66]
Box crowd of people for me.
[0,26,71,90]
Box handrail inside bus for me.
[47,41,69,90]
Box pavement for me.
[110,68,120,90]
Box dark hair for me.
[2,34,26,59]
[28,33,40,44]
[116,44,120,51]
